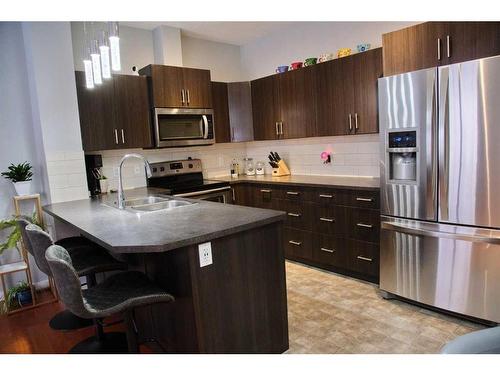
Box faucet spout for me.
[117,153,152,209]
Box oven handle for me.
[174,186,231,198]
[202,115,209,139]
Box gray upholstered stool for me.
[441,326,500,354]
[46,244,174,353]
[22,221,126,331]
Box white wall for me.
[181,35,244,82]
[240,21,415,80]
[71,22,155,75]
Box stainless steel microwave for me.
[153,108,215,148]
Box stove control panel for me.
[150,159,203,178]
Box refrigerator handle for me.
[426,71,438,220]
[438,67,450,221]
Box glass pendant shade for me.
[99,30,111,79]
[109,22,121,71]
[90,39,102,85]
[83,59,94,89]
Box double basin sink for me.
[106,195,196,212]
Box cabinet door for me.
[315,58,351,136]
[340,56,356,135]
[182,67,212,108]
[113,75,152,149]
[211,82,231,143]
[445,22,500,65]
[228,82,254,142]
[75,71,116,151]
[279,67,317,139]
[382,22,446,76]
[353,48,383,134]
[141,65,185,107]
[231,184,251,205]
[251,75,281,140]
[348,240,379,279]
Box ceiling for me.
[120,22,294,46]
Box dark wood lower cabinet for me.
[232,182,380,283]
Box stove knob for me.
[160,167,165,172]
[188,164,193,168]
[152,167,157,173]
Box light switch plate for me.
[198,242,213,267]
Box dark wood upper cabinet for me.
[211,81,231,143]
[228,82,254,142]
[138,64,212,108]
[251,75,281,141]
[383,22,500,76]
[352,48,383,134]
[75,71,151,151]
[113,75,152,149]
[279,67,317,139]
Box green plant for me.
[4,281,30,312]
[0,212,40,255]
[1,162,33,183]
[99,175,107,180]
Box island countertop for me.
[43,188,286,254]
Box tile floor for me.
[285,261,484,354]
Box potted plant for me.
[99,175,108,194]
[1,162,33,196]
[6,281,32,310]
[0,212,41,255]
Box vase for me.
[17,289,32,307]
[13,181,31,196]
[99,179,108,194]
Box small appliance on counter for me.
[243,158,255,176]
[255,161,265,175]
[84,154,103,196]
[268,152,290,177]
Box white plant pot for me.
[99,179,109,194]
[13,181,31,196]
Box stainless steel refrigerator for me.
[378,54,500,323]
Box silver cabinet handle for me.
[202,115,209,139]
[287,213,301,217]
[289,241,302,246]
[357,223,373,228]
[348,113,352,131]
[181,89,185,105]
[286,191,299,195]
[447,35,451,58]
[357,256,373,262]
[356,197,373,202]
[320,247,335,253]
[231,188,235,202]
[260,189,271,193]
[354,113,359,131]
[319,194,333,198]
[186,89,190,105]
[230,127,234,142]
[275,122,279,135]
[437,38,441,60]
[320,217,334,222]
[121,129,125,144]
[114,129,119,144]
[280,122,284,135]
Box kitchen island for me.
[43,188,288,354]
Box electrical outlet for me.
[198,242,213,267]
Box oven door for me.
[174,186,232,203]
[154,108,215,147]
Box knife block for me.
[272,160,291,177]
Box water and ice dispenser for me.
[388,131,417,181]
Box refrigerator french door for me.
[379,55,500,322]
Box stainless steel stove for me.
[147,158,232,203]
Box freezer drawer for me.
[380,216,500,322]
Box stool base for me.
[68,332,129,354]
[49,309,93,331]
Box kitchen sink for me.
[104,195,196,212]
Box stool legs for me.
[124,310,139,353]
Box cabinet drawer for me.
[313,204,347,236]
[313,189,344,205]
[348,208,380,243]
[284,228,313,260]
[278,187,314,202]
[348,240,379,278]
[348,190,380,209]
[312,234,348,269]
[251,185,280,209]
[282,201,313,231]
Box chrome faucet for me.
[117,153,152,209]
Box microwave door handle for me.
[202,115,209,139]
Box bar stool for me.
[45,244,174,353]
[23,222,127,331]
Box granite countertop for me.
[216,174,380,190]
[43,187,285,254]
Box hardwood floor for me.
[0,262,485,354]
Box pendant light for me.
[109,22,121,71]
[82,23,94,89]
[90,38,103,85]
[99,30,112,79]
